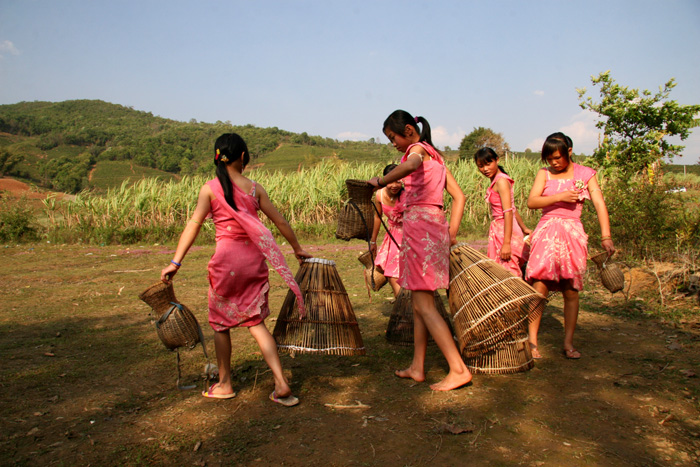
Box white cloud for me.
[560,110,601,155]
[337,131,372,142]
[525,138,545,154]
[533,90,545,97]
[0,40,20,58]
[431,126,465,150]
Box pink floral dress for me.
[374,190,405,278]
[525,163,596,291]
[398,142,450,291]
[486,172,529,277]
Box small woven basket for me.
[590,252,625,293]
[138,281,201,351]
[358,251,388,292]
[273,258,366,356]
[386,288,453,346]
[336,179,375,241]
[449,243,546,356]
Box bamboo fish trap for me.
[386,288,453,346]
[273,258,366,356]
[589,251,625,293]
[462,332,535,375]
[449,243,546,357]
[336,179,375,241]
[357,250,388,292]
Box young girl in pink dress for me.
[525,132,615,359]
[370,164,405,297]
[474,148,532,277]
[368,110,472,391]
[161,133,311,406]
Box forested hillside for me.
[0,100,391,192]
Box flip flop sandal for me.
[529,343,543,359]
[202,383,236,399]
[269,390,299,407]
[562,348,581,359]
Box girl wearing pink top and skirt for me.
[370,164,405,297]
[161,133,311,406]
[368,110,472,391]
[474,148,532,277]
[525,132,615,360]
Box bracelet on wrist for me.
[378,176,386,187]
[171,260,182,268]
[601,236,612,241]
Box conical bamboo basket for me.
[336,179,375,241]
[462,332,534,375]
[449,243,545,356]
[589,251,625,293]
[386,288,453,346]
[273,258,366,355]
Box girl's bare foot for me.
[429,369,472,391]
[274,382,292,399]
[394,367,425,382]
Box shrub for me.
[0,195,39,242]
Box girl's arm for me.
[445,166,465,245]
[160,185,212,281]
[370,191,383,254]
[527,168,580,209]
[514,210,532,235]
[368,147,426,188]
[257,183,312,263]
[494,177,513,260]
[588,176,615,255]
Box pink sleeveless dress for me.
[525,163,596,291]
[486,172,529,277]
[398,142,450,291]
[374,190,405,279]
[206,181,270,330]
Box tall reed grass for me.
[43,158,543,244]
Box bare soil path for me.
[1,242,699,466]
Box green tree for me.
[0,148,23,177]
[577,71,700,177]
[458,127,510,161]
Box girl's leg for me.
[415,290,472,391]
[248,323,292,397]
[561,281,581,358]
[528,281,548,359]
[210,330,235,395]
[388,277,401,297]
[395,300,427,382]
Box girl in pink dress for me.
[368,110,472,392]
[525,132,615,360]
[474,148,532,277]
[370,164,405,297]
[161,133,311,406]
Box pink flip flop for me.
[269,390,299,407]
[202,383,236,400]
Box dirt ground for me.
[1,240,700,466]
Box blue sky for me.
[1,0,699,163]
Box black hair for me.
[541,132,572,163]
[214,133,250,211]
[473,147,508,175]
[382,163,398,176]
[382,109,439,151]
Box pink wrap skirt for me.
[399,205,450,291]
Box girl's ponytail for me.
[383,110,439,153]
[414,116,434,148]
[214,133,250,211]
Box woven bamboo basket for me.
[386,288,453,346]
[462,332,534,375]
[357,250,388,291]
[336,179,375,241]
[273,258,366,356]
[589,251,625,293]
[448,243,546,356]
[138,281,201,351]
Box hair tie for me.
[414,116,419,124]
[215,149,220,161]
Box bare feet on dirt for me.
[429,369,473,391]
[394,367,425,382]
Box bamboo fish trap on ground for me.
[357,250,387,292]
[138,281,209,389]
[336,179,375,241]
[462,332,535,375]
[589,251,625,293]
[385,288,453,346]
[273,258,366,356]
[448,243,545,358]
